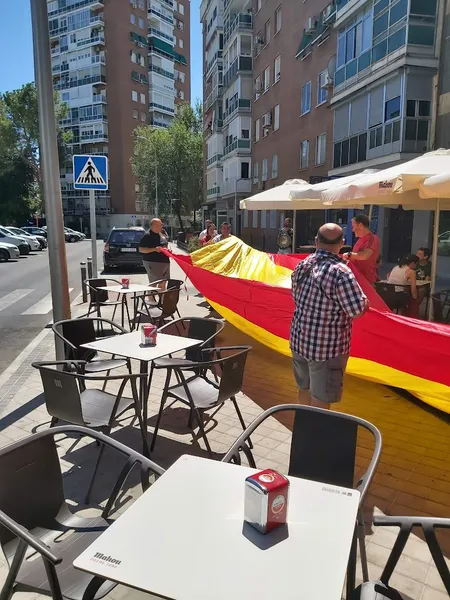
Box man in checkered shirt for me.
[290,223,368,409]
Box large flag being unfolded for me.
[166,238,450,414]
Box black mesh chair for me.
[157,316,225,363]
[85,278,122,321]
[374,282,410,313]
[151,346,252,457]
[222,404,382,597]
[32,361,150,502]
[431,289,450,324]
[136,284,181,327]
[0,425,163,600]
[353,515,450,598]
[52,318,130,379]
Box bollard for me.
[87,257,93,280]
[80,262,87,303]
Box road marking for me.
[0,290,33,312]
[22,288,74,315]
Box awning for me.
[174,51,187,66]
[149,36,175,58]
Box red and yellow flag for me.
[167,238,450,414]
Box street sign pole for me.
[89,189,98,277]
[31,0,71,359]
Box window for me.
[131,51,137,63]
[179,38,184,49]
[253,162,259,183]
[261,210,267,228]
[242,129,250,139]
[140,93,145,104]
[255,75,262,100]
[264,20,271,44]
[241,162,249,179]
[262,158,268,181]
[244,210,249,228]
[301,81,311,115]
[133,109,138,119]
[138,17,144,28]
[264,66,270,91]
[406,99,431,117]
[269,210,277,228]
[385,96,400,121]
[315,133,326,165]
[179,90,185,100]
[300,140,309,169]
[271,154,278,179]
[275,6,281,33]
[141,112,146,122]
[333,133,367,168]
[252,211,259,228]
[138,0,145,8]
[317,70,328,105]
[410,0,437,15]
[178,2,184,15]
[130,13,136,24]
[256,0,262,12]
[255,118,260,142]
[174,36,177,46]
[274,55,281,82]
[408,25,435,46]
[173,1,177,10]
[132,90,138,102]
[274,104,280,131]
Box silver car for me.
[7,226,46,251]
[0,242,20,262]
[0,226,40,252]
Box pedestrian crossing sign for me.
[73,155,108,190]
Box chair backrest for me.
[375,282,409,310]
[217,347,250,403]
[186,318,224,361]
[59,318,97,361]
[160,288,180,318]
[0,434,64,545]
[37,365,85,426]
[432,290,450,324]
[87,278,108,304]
[167,279,183,291]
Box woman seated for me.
[387,254,419,317]
[202,223,217,245]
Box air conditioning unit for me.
[262,112,272,127]
[254,35,265,46]
[322,72,334,89]
[305,16,317,33]
[177,22,183,29]
[323,3,336,23]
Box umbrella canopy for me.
[420,171,450,199]
[240,179,312,210]
[322,149,450,209]
[288,169,378,204]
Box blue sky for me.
[0,0,202,102]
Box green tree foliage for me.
[0,153,36,225]
[132,102,204,230]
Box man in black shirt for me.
[139,218,170,286]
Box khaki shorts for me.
[292,353,349,404]
[143,260,170,283]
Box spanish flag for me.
[167,238,450,414]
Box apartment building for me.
[48,0,190,236]
[201,0,253,235]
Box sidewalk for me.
[0,252,448,600]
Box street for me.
[0,240,104,374]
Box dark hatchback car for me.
[103,227,146,270]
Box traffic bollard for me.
[87,257,93,279]
[80,262,87,303]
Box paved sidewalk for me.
[0,251,448,600]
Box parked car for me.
[7,226,47,251]
[22,226,47,239]
[438,231,450,255]
[63,227,84,242]
[0,242,20,262]
[66,227,86,240]
[1,226,40,252]
[0,229,31,255]
[103,227,146,270]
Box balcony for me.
[149,36,176,61]
[205,50,223,77]
[54,74,106,90]
[51,47,60,56]
[203,84,223,111]
[206,153,222,167]
[222,138,250,157]
[221,177,251,197]
[206,186,220,198]
[223,56,252,88]
[160,0,174,8]
[149,27,175,44]
[149,102,175,114]
[223,14,252,47]
[48,0,103,17]
[148,7,174,25]
[223,98,251,122]
[91,54,106,65]
[93,93,107,103]
[76,35,105,48]
[49,26,68,39]
[149,64,175,79]
[79,132,108,142]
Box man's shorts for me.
[292,353,349,404]
[143,261,170,283]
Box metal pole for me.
[428,199,441,320]
[87,257,93,279]
[292,210,297,253]
[31,0,71,359]
[155,161,159,216]
[80,262,87,302]
[89,189,98,277]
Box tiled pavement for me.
[0,250,448,600]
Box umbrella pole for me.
[292,210,296,253]
[368,205,373,221]
[428,199,440,320]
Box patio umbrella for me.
[288,169,378,205]
[239,179,309,211]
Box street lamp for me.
[135,133,159,219]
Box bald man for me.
[139,218,170,285]
[290,223,368,409]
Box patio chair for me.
[32,361,150,503]
[352,515,450,598]
[0,425,163,600]
[222,404,382,598]
[151,346,252,457]
[85,278,122,321]
[157,316,225,363]
[52,318,130,380]
[136,284,181,328]
[374,282,410,313]
[431,289,450,324]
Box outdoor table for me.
[96,284,160,330]
[380,280,430,287]
[81,331,202,426]
[73,454,360,600]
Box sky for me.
[0,0,203,102]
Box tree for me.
[132,102,204,230]
[0,152,36,225]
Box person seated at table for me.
[202,223,216,246]
[415,247,432,306]
[387,254,419,317]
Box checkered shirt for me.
[290,250,367,361]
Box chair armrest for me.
[202,346,251,353]
[32,360,87,371]
[374,515,450,529]
[153,357,198,369]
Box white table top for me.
[81,331,202,362]
[74,455,360,600]
[97,284,159,295]
[381,280,430,286]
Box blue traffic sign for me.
[73,155,108,190]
